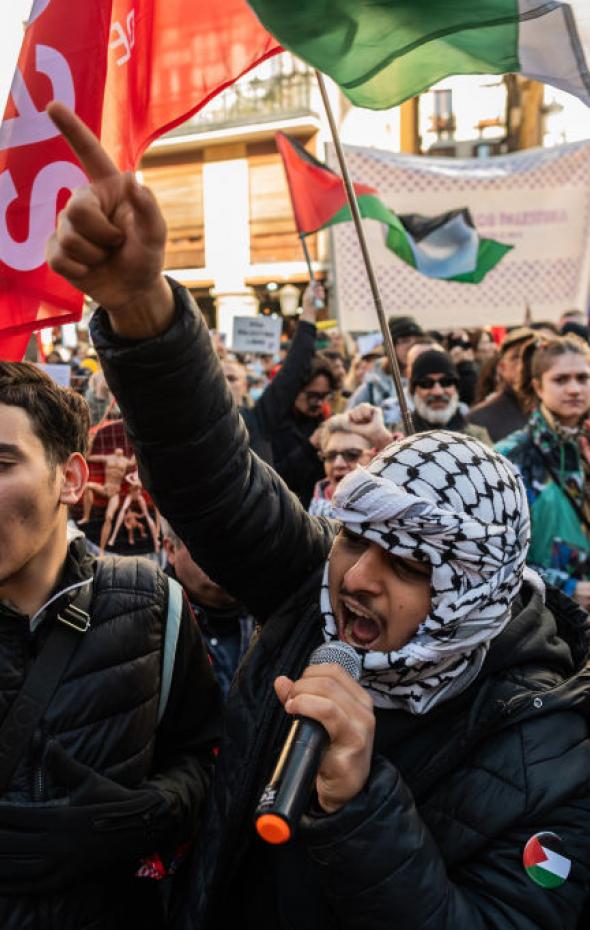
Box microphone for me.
[254,641,361,845]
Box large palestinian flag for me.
[523,832,572,889]
[248,1,590,110]
[276,132,512,283]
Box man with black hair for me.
[238,282,325,470]
[0,362,221,930]
[270,354,338,506]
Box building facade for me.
[141,56,590,335]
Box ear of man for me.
[58,453,89,506]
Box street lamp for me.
[278,283,300,316]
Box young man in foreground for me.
[47,102,590,930]
[0,362,221,930]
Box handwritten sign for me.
[232,315,282,356]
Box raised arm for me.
[46,104,333,618]
[250,283,322,435]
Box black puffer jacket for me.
[93,282,590,930]
[0,536,221,930]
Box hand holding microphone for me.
[255,642,375,844]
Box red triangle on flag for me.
[523,835,549,869]
[276,132,376,236]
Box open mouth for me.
[339,597,382,649]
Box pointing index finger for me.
[47,101,120,182]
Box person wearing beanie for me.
[49,109,590,930]
[392,349,491,443]
[346,314,424,426]
[561,320,590,344]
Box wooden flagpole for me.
[315,70,414,436]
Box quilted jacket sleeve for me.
[90,280,333,620]
[301,726,590,930]
[250,319,317,435]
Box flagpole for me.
[314,70,414,436]
[299,233,325,309]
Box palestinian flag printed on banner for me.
[276,133,512,283]
[248,1,590,110]
[523,832,572,889]
[390,209,513,284]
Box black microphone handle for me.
[256,716,328,837]
[254,641,361,845]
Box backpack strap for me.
[0,578,93,795]
[157,577,184,725]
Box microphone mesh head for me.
[309,641,361,682]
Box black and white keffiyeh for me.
[320,430,538,714]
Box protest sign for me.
[328,141,590,330]
[232,315,282,356]
[356,332,384,357]
[36,361,71,387]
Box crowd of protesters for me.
[2,101,590,930]
[40,290,590,618]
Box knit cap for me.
[410,350,458,391]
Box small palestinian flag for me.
[275,132,382,236]
[523,832,571,889]
[276,132,512,284]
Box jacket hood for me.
[485,575,590,680]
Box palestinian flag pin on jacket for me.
[523,833,571,889]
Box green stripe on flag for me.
[525,864,568,890]
[448,238,513,283]
[248,1,520,109]
[319,193,417,267]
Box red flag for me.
[0,0,280,360]
[275,132,376,236]
[0,332,31,362]
[0,1,112,360]
[102,0,280,169]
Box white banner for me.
[327,141,590,331]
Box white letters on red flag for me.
[0,0,280,360]
[0,0,111,360]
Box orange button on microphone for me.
[255,813,292,845]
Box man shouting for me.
[46,102,590,930]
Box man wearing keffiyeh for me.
[49,103,590,930]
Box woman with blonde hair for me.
[497,334,590,607]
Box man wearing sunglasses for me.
[393,350,491,445]
[270,356,338,507]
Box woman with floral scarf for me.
[497,334,590,608]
